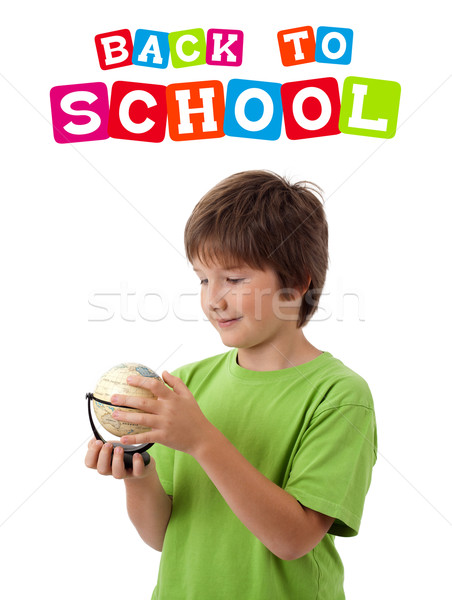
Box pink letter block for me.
[50,82,110,143]
[206,29,244,66]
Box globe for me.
[91,363,163,438]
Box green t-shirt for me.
[149,348,377,600]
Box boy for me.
[85,170,377,599]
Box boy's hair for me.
[184,170,329,328]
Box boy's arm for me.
[111,373,334,561]
[85,439,172,552]
[192,425,334,561]
[124,470,172,551]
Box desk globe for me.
[86,362,163,467]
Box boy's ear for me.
[288,278,311,299]
[279,277,311,301]
[301,277,312,296]
[280,286,302,302]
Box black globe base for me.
[86,393,153,469]
[111,442,151,469]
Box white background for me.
[1,1,451,598]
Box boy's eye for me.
[199,278,244,285]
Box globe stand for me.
[86,393,152,469]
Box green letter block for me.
[339,77,401,138]
[169,28,206,68]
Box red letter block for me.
[108,81,167,143]
[281,77,341,139]
[95,29,133,70]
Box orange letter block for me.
[277,26,315,66]
[166,80,225,141]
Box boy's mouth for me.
[216,317,243,328]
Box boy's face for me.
[192,257,302,350]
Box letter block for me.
[50,82,110,143]
[281,77,341,139]
[166,80,225,141]
[168,29,206,68]
[315,26,353,65]
[338,77,401,138]
[132,29,170,69]
[223,79,283,141]
[277,26,315,66]
[108,81,167,143]
[94,29,134,70]
[206,29,244,66]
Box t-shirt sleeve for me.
[284,377,377,537]
[147,443,175,496]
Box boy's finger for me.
[125,375,164,392]
[126,376,174,400]
[120,431,154,446]
[111,445,126,479]
[111,395,162,414]
[97,442,114,476]
[132,452,146,477]
[146,377,175,400]
[112,410,159,430]
[162,371,188,395]
[85,439,103,469]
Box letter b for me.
[95,29,134,70]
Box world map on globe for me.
[92,362,163,437]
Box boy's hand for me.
[84,438,155,480]
[110,371,212,456]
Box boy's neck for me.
[236,330,322,372]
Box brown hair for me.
[184,170,329,328]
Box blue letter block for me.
[315,26,353,65]
[132,29,170,69]
[224,79,282,141]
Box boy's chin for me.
[217,335,237,348]
[217,332,253,350]
[216,330,245,348]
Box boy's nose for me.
[208,288,228,311]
